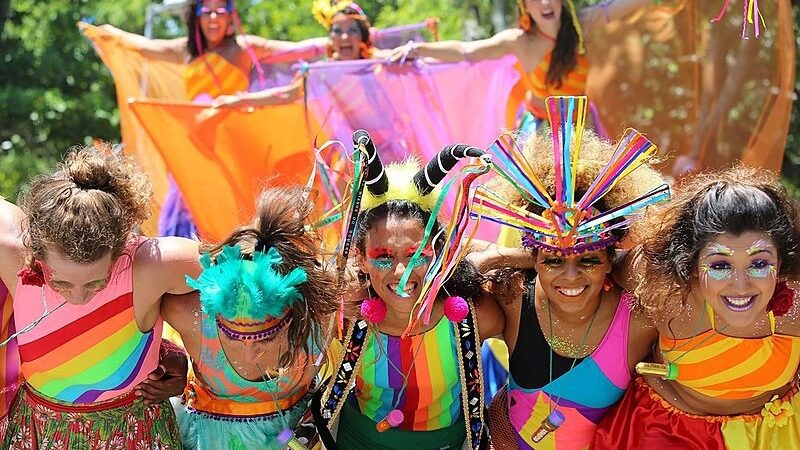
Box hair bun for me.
[67,151,115,192]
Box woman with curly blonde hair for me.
[0,143,201,448]
[593,167,800,449]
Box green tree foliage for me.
[1,0,798,200]
[0,0,496,200]
[0,0,153,199]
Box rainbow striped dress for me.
[0,279,18,432]
[3,243,181,448]
[355,318,462,431]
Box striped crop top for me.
[186,312,318,419]
[660,303,800,400]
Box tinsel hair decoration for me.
[471,95,671,256]
[186,244,307,341]
[711,0,765,39]
[326,129,489,336]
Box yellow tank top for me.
[183,52,249,100]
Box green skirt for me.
[336,399,466,450]
[2,384,182,450]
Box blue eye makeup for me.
[368,257,393,271]
[703,262,733,281]
[411,255,431,268]
[747,260,777,278]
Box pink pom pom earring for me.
[443,296,468,322]
[360,297,387,323]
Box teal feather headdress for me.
[186,245,307,340]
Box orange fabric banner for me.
[584,0,794,176]
[80,23,185,235]
[129,99,318,242]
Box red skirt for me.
[592,376,800,450]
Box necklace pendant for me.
[634,362,678,380]
[376,409,404,432]
[531,410,566,443]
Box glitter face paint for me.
[701,262,733,281]
[707,243,735,257]
[747,261,777,279]
[366,246,432,271]
[746,240,772,256]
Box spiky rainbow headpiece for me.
[186,245,307,341]
[312,0,368,29]
[471,95,670,256]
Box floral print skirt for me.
[1,384,182,449]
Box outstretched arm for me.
[580,0,655,29]
[94,23,187,63]
[212,75,304,108]
[389,28,522,63]
[240,35,327,63]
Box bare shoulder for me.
[475,294,505,339]
[134,236,201,295]
[629,305,657,341]
[237,34,265,46]
[161,291,200,334]
[0,199,25,283]
[494,27,526,42]
[135,237,199,266]
[0,198,24,238]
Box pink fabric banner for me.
[302,55,521,164]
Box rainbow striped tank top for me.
[355,317,461,431]
[186,313,317,419]
[14,243,163,404]
[0,279,19,418]
[508,292,632,450]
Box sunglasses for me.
[197,6,230,16]
[330,24,361,36]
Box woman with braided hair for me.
[313,131,504,450]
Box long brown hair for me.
[202,186,339,367]
[519,1,580,88]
